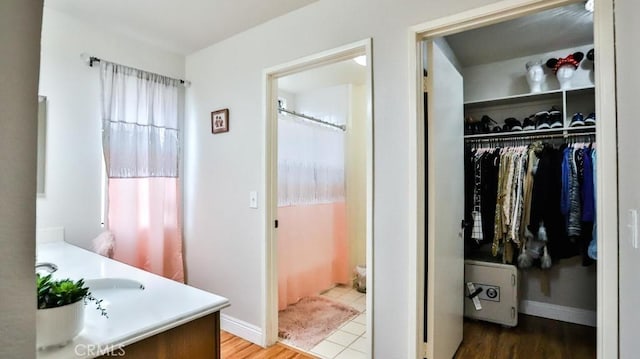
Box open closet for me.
[423,3,598,358]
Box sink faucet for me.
[35,262,58,274]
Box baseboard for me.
[519,300,596,327]
[220,314,263,346]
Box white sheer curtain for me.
[101,62,180,178]
[277,115,345,206]
[100,61,184,282]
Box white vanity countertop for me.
[37,241,230,359]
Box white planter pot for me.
[37,300,85,349]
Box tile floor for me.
[281,285,368,359]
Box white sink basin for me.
[83,278,146,320]
[85,278,145,291]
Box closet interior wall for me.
[453,40,597,317]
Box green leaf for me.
[36,275,107,317]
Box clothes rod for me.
[465,131,595,143]
[83,53,190,86]
[278,107,346,131]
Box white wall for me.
[277,90,297,113]
[183,0,499,356]
[37,8,185,250]
[616,0,640,357]
[519,257,596,311]
[347,84,368,272]
[0,1,42,357]
[294,85,349,125]
[463,44,594,102]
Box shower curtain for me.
[277,113,349,310]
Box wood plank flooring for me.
[221,331,317,359]
[221,315,595,359]
[455,315,596,359]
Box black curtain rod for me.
[88,56,188,85]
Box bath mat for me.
[278,296,359,350]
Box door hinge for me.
[422,342,429,358]
[274,220,279,229]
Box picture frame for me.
[211,108,229,134]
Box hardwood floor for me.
[221,315,595,359]
[221,331,317,359]
[455,315,596,359]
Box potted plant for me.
[36,274,107,349]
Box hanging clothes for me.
[560,146,582,239]
[588,149,598,260]
[471,151,485,243]
[529,145,575,261]
[520,143,542,240]
[481,149,500,248]
[580,146,596,266]
[466,138,595,269]
[464,147,476,254]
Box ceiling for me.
[44,0,318,54]
[445,3,594,67]
[278,58,368,94]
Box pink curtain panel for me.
[109,178,185,283]
[278,202,349,310]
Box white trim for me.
[592,0,619,357]
[409,0,582,37]
[407,27,423,359]
[221,314,263,345]
[262,39,374,356]
[262,63,279,348]
[519,300,597,327]
[363,40,375,358]
[408,1,618,358]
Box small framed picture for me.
[211,108,229,134]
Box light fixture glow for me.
[585,0,594,12]
[353,55,367,66]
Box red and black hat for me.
[546,52,584,74]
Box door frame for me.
[262,38,374,353]
[407,0,618,358]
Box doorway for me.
[263,39,374,358]
[408,0,618,358]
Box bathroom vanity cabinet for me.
[98,313,220,358]
[37,241,229,359]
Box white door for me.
[425,39,464,359]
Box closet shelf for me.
[464,85,595,107]
[464,125,595,140]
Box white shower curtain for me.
[278,116,345,206]
[277,113,349,310]
[100,61,184,282]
